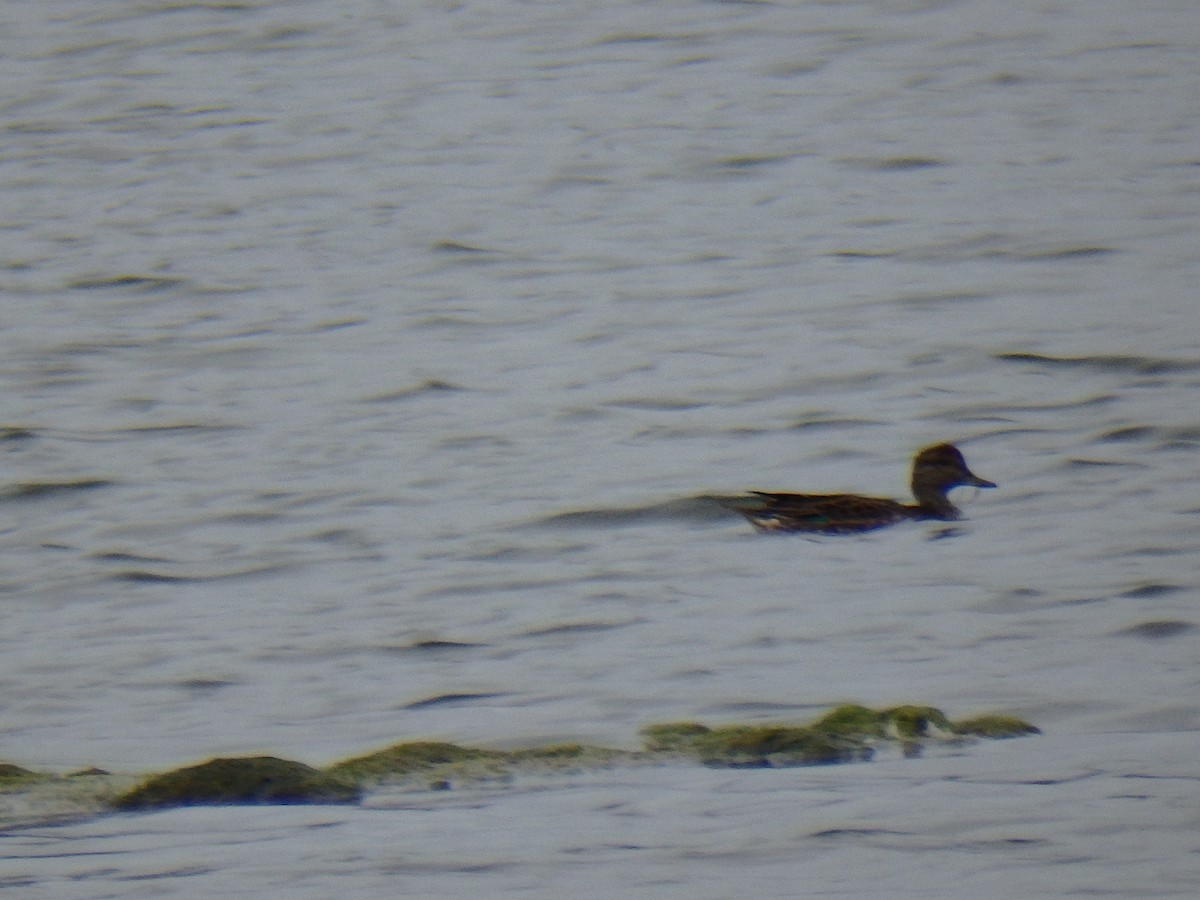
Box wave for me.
[524,495,732,528]
[995,352,1200,375]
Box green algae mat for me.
[0,704,1038,823]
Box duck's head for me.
[911,443,996,506]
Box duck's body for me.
[722,443,995,535]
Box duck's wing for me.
[724,492,910,534]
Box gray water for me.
[2,0,1200,896]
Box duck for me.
[719,443,995,534]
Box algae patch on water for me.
[0,768,142,829]
[951,714,1042,739]
[327,705,1039,785]
[640,715,873,768]
[0,763,45,784]
[687,724,870,767]
[114,757,361,810]
[325,741,503,785]
[327,741,639,790]
[640,704,1038,768]
[0,705,1039,821]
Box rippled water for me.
[2,0,1200,896]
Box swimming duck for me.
[720,443,995,534]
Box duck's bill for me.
[967,474,997,488]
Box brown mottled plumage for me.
[722,443,995,534]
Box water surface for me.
[2,0,1199,896]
